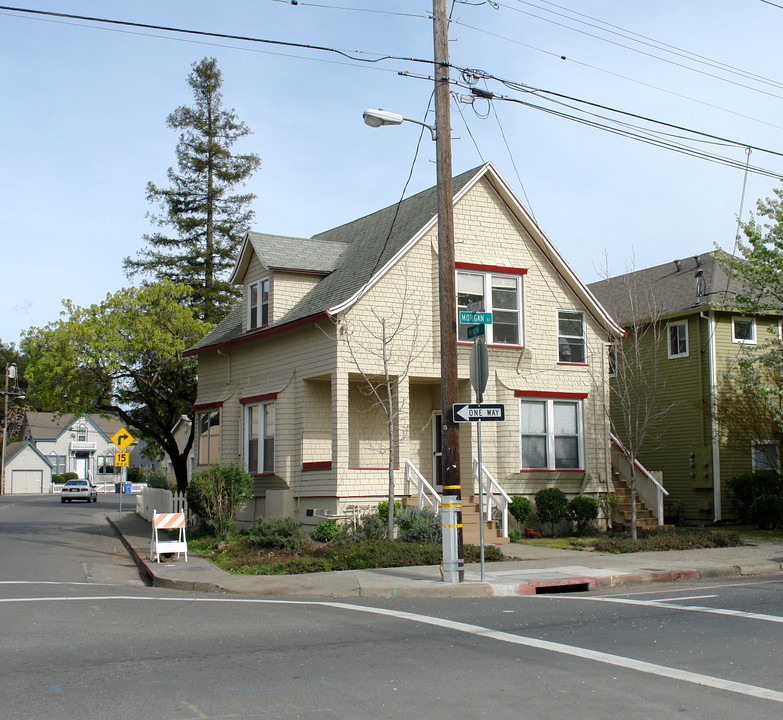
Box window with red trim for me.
[520,398,583,470]
[456,270,521,345]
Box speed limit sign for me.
[114,452,130,467]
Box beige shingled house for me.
[185,163,624,534]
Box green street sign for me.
[467,324,485,339]
[459,311,492,325]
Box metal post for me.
[441,494,459,583]
[433,0,464,581]
[1,368,8,496]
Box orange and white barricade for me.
[150,510,188,563]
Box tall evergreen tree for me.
[125,57,261,324]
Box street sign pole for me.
[470,335,488,580]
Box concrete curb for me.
[106,514,783,598]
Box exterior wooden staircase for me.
[611,473,672,531]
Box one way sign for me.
[452,403,505,423]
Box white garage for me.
[10,469,43,494]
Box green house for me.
[589,251,781,523]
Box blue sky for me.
[2,1,783,346]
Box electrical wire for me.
[503,0,783,93]
[0,5,434,66]
[450,18,783,133]
[268,0,429,20]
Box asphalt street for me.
[1,494,782,719]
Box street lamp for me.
[362,109,437,141]
[1,364,25,496]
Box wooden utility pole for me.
[432,0,464,580]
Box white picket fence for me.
[137,487,189,523]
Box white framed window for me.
[456,269,522,345]
[75,424,88,442]
[196,409,220,465]
[248,278,270,330]
[752,440,779,475]
[246,401,275,474]
[732,316,756,345]
[520,398,583,470]
[667,320,689,359]
[558,310,586,364]
[97,456,119,475]
[49,453,66,475]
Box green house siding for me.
[611,309,782,522]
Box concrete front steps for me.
[401,495,509,544]
[460,495,509,545]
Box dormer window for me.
[249,278,269,330]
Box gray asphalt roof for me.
[22,411,124,441]
[190,166,482,352]
[587,250,744,325]
[246,233,346,274]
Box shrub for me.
[377,500,402,525]
[592,528,741,553]
[598,493,620,527]
[508,527,523,543]
[464,544,504,563]
[509,496,532,525]
[312,519,339,543]
[395,507,442,544]
[727,472,783,529]
[334,513,387,544]
[145,469,175,490]
[62,472,79,481]
[535,488,569,536]
[187,463,253,538]
[246,517,308,551]
[568,495,599,535]
[52,474,65,484]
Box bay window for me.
[246,401,275,474]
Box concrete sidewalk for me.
[107,512,783,598]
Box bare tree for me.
[590,260,678,539]
[334,283,427,538]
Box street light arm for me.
[363,108,437,141]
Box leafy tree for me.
[21,282,209,492]
[721,185,783,316]
[0,339,35,442]
[124,57,261,325]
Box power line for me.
[0,4,434,66]
[496,0,783,100]
[503,0,783,93]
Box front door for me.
[432,411,443,490]
[73,452,90,480]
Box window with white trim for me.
[97,456,119,475]
[520,398,583,470]
[49,453,66,475]
[608,343,617,377]
[246,401,275,473]
[752,440,779,476]
[732,316,756,344]
[557,311,586,364]
[248,278,270,330]
[456,270,521,345]
[196,409,220,465]
[667,320,689,359]
[75,424,88,442]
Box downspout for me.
[704,310,721,521]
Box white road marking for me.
[0,581,112,586]
[570,595,783,624]
[1,594,782,704]
[605,578,783,597]
[648,594,718,603]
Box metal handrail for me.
[405,459,441,513]
[473,459,510,538]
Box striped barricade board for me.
[150,510,188,563]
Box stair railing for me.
[405,459,441,514]
[610,434,668,525]
[473,458,510,538]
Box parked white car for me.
[60,479,98,503]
